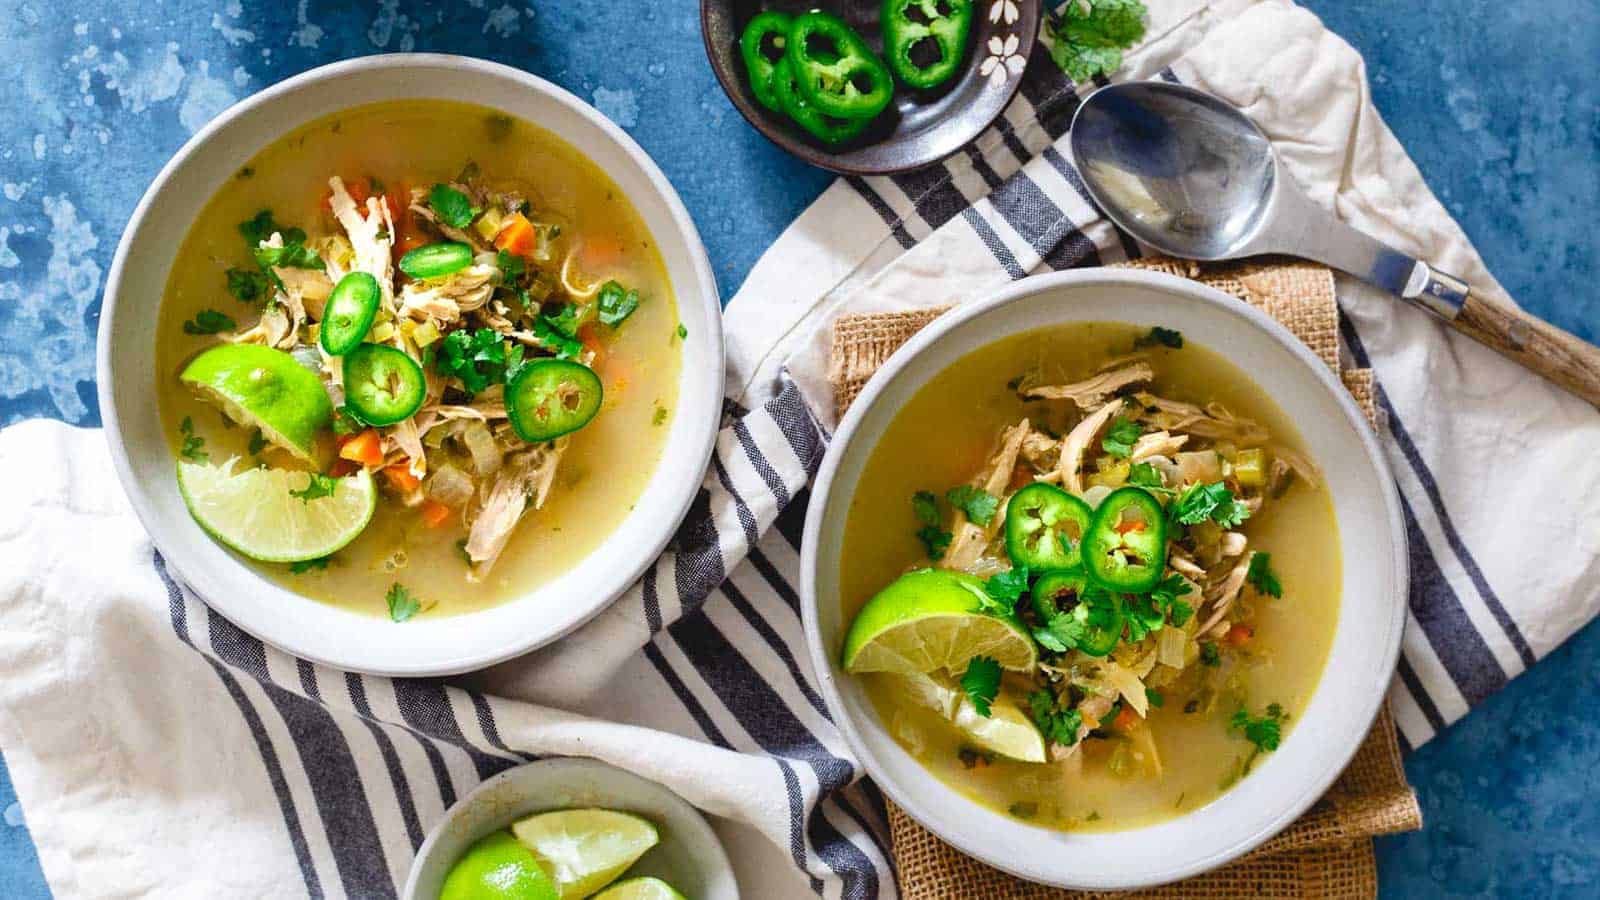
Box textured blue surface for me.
[0,1,1595,895]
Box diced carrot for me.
[1112,706,1141,733]
[419,499,452,528]
[1225,623,1254,647]
[579,233,627,271]
[494,212,538,258]
[1115,518,1147,535]
[328,458,358,478]
[578,324,607,370]
[338,429,384,467]
[382,464,421,493]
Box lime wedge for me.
[886,673,1048,763]
[842,569,1037,676]
[510,809,660,899]
[442,830,558,900]
[177,459,374,562]
[180,344,333,464]
[590,877,687,900]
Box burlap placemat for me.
[827,257,1421,899]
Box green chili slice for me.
[318,272,380,355]
[882,0,974,90]
[398,242,472,280]
[1004,483,1094,571]
[1030,569,1089,622]
[771,56,874,146]
[1073,592,1125,657]
[785,11,895,120]
[739,10,794,113]
[1082,486,1169,593]
[342,344,426,426]
[506,358,603,443]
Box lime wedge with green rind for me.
[441,830,559,900]
[510,809,660,899]
[885,672,1048,763]
[589,877,688,900]
[177,459,374,562]
[180,344,332,464]
[842,569,1037,676]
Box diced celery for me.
[370,321,395,343]
[412,320,441,348]
[1235,448,1266,487]
[474,206,505,242]
[1089,457,1130,489]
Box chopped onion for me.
[426,464,476,508]
[461,420,503,476]
[1157,627,1188,668]
[1082,485,1113,509]
[1177,450,1222,484]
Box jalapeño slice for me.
[319,271,380,355]
[785,11,895,120]
[1030,571,1122,657]
[342,343,426,426]
[1004,483,1094,570]
[506,358,603,443]
[740,10,794,113]
[1082,487,1169,593]
[399,242,472,279]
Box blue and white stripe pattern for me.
[147,43,1563,900]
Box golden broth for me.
[839,322,1340,831]
[156,100,681,618]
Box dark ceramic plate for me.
[702,0,1040,175]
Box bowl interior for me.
[803,270,1405,890]
[701,0,1041,174]
[404,758,739,900]
[99,56,723,676]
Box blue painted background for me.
[0,1,1595,896]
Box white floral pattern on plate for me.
[989,0,1021,25]
[979,33,1026,85]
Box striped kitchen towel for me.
[2,1,1597,898]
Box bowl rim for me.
[401,756,738,900]
[96,53,725,676]
[799,267,1407,889]
[698,0,1040,176]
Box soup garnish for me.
[159,101,680,619]
[840,323,1338,830]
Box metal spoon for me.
[1070,81,1600,407]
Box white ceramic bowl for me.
[801,269,1406,890]
[404,758,738,900]
[97,55,723,676]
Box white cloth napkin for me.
[3,1,1596,897]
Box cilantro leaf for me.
[916,526,953,560]
[531,317,584,360]
[1046,0,1147,82]
[1101,416,1142,459]
[1146,687,1164,708]
[1123,593,1166,642]
[1199,641,1221,667]
[429,183,481,229]
[435,328,521,394]
[182,309,236,335]
[1032,610,1087,654]
[543,302,588,338]
[597,280,641,327]
[1027,689,1084,746]
[386,583,425,623]
[676,323,688,340]
[1134,326,1183,349]
[1172,481,1251,528]
[254,242,324,271]
[1126,461,1171,495]
[912,490,942,527]
[1247,552,1283,598]
[289,556,330,574]
[332,405,370,437]
[495,248,526,284]
[983,567,1031,611]
[945,485,1000,526]
[237,210,304,247]
[960,656,1002,718]
[226,267,271,305]
[289,473,339,504]
[1230,703,1286,752]
[178,416,208,462]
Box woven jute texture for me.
[827,257,1420,899]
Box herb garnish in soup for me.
[839,323,1339,831]
[157,101,680,620]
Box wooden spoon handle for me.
[1450,295,1600,406]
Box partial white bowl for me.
[800,269,1406,890]
[404,758,738,900]
[97,55,723,676]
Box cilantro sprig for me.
[960,656,1002,718]
[429,183,481,229]
[1101,416,1142,459]
[289,473,338,504]
[945,485,1000,526]
[178,416,208,462]
[1045,0,1147,82]
[183,309,236,335]
[386,583,427,623]
[1247,552,1282,598]
[1172,481,1251,528]
[597,280,641,327]
[1134,326,1183,350]
[1028,689,1084,746]
[912,490,953,560]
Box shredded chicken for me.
[1273,446,1322,488]
[1133,392,1270,444]
[327,176,398,329]
[222,304,293,349]
[1129,430,1187,463]
[943,420,1030,571]
[398,263,499,323]
[1019,430,1061,474]
[1020,362,1153,410]
[464,439,570,575]
[1219,531,1249,558]
[1198,552,1254,636]
[1057,399,1122,494]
